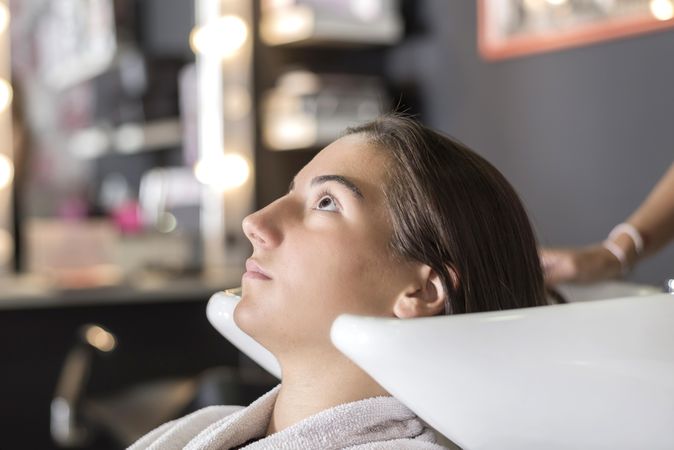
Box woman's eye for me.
[315,195,339,212]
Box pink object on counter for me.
[112,200,142,234]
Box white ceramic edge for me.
[206,291,282,379]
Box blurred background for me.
[0,0,672,448]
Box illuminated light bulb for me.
[546,0,568,5]
[0,3,9,34]
[0,153,13,189]
[84,325,117,352]
[0,78,12,113]
[194,153,250,191]
[190,15,248,59]
[650,0,674,20]
[222,85,252,120]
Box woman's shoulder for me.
[128,404,245,450]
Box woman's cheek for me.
[285,224,383,306]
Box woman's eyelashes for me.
[313,189,341,212]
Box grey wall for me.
[389,0,674,285]
[141,0,195,57]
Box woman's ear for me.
[392,265,457,319]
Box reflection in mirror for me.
[7,0,243,289]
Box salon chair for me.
[206,284,674,450]
[50,324,276,448]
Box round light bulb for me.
[0,78,13,113]
[190,15,248,59]
[194,153,250,192]
[0,153,13,190]
[650,0,674,20]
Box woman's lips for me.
[244,259,272,280]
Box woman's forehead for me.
[301,134,388,185]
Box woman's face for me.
[235,133,420,356]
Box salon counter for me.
[0,266,243,310]
[0,267,246,450]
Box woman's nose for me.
[242,205,282,249]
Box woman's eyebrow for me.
[288,175,365,200]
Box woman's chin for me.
[233,298,255,335]
[233,295,273,339]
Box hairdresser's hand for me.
[540,245,623,285]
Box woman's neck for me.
[265,349,390,436]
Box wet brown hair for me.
[346,114,547,314]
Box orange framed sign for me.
[478,0,674,60]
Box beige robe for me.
[128,385,448,449]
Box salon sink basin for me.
[206,288,674,450]
[332,294,674,450]
[206,289,281,379]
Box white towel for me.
[128,385,448,449]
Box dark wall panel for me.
[388,0,674,284]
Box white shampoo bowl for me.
[206,289,674,449]
[331,294,674,450]
[206,289,281,379]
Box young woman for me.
[130,115,547,449]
